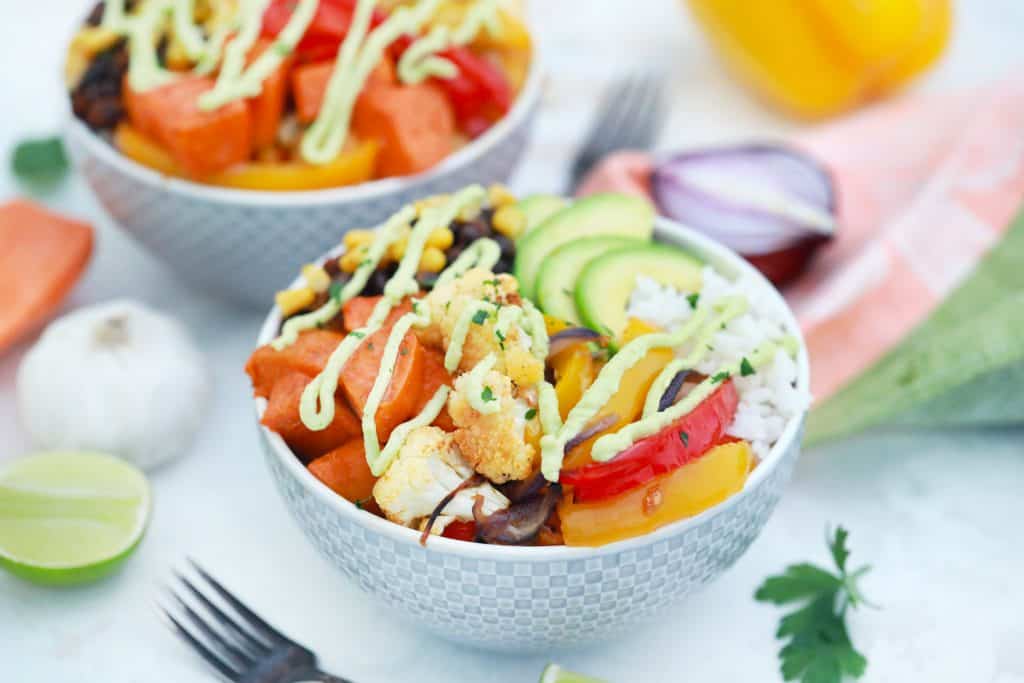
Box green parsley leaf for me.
[711,371,731,384]
[524,408,537,420]
[11,136,69,187]
[686,293,700,309]
[481,385,495,402]
[495,328,506,349]
[678,431,689,446]
[399,346,409,356]
[329,281,343,303]
[740,357,755,377]
[472,309,489,325]
[755,527,873,683]
[366,342,375,351]
[350,331,365,339]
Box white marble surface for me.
[2,1,1024,681]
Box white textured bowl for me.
[254,217,809,651]
[66,59,542,308]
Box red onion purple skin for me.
[548,327,602,357]
[652,145,837,286]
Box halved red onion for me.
[548,327,602,358]
[652,145,836,286]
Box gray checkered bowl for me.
[254,217,809,652]
[65,59,542,308]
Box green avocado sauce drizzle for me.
[271,186,796,481]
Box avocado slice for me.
[536,236,645,325]
[517,195,568,235]
[514,194,654,300]
[576,244,703,338]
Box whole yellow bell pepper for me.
[686,0,951,119]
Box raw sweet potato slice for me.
[261,372,360,461]
[308,439,377,503]
[0,200,93,354]
[246,329,345,399]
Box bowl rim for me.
[254,215,810,560]
[65,50,543,208]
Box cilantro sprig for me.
[755,527,873,683]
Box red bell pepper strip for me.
[441,520,477,542]
[560,380,740,503]
[434,46,512,137]
[261,0,387,63]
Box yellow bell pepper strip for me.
[558,440,752,547]
[205,140,378,190]
[552,344,598,421]
[561,318,673,470]
[686,0,951,119]
[114,122,379,190]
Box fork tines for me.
[158,560,287,682]
[569,71,669,190]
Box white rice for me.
[626,266,810,461]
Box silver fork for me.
[158,560,353,683]
[567,71,669,191]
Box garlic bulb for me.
[17,300,209,470]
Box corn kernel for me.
[340,246,369,273]
[343,229,375,250]
[488,183,517,208]
[275,287,316,316]
[71,27,121,59]
[492,204,527,239]
[388,235,409,261]
[301,264,331,293]
[165,38,193,71]
[419,247,447,273]
[426,226,454,250]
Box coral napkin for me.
[578,78,1024,401]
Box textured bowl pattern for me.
[66,64,540,308]
[262,423,801,651]
[254,217,810,652]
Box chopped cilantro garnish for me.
[711,371,730,384]
[328,281,343,302]
[472,309,489,325]
[350,331,365,339]
[740,357,755,377]
[399,347,409,356]
[366,343,375,351]
[481,385,495,402]
[524,408,537,420]
[686,293,700,309]
[679,431,689,446]
[495,329,506,349]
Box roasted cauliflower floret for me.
[372,426,508,532]
[448,369,540,483]
[417,267,543,386]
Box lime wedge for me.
[0,451,150,586]
[540,664,608,683]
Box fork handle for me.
[307,671,355,683]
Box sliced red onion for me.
[500,470,547,503]
[548,327,602,357]
[472,485,562,545]
[652,145,836,285]
[419,473,484,546]
[564,413,619,454]
[657,369,690,412]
